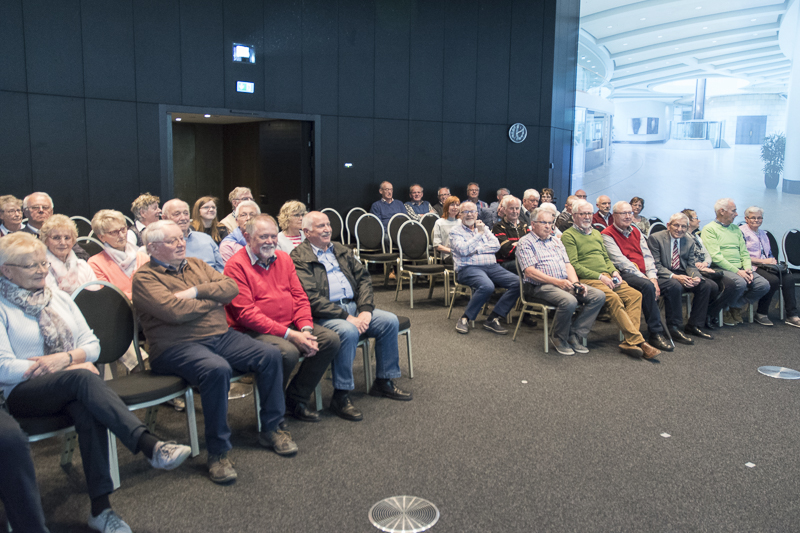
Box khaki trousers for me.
[581,279,645,345]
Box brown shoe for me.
[639,341,661,359]
[618,343,643,358]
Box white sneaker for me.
[149,441,192,470]
[88,509,132,533]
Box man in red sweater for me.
[224,215,338,423]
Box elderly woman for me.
[129,193,161,246]
[88,210,149,300]
[220,200,260,262]
[741,206,800,327]
[0,233,190,533]
[539,202,563,238]
[630,196,650,235]
[541,188,556,207]
[41,214,96,295]
[0,195,25,236]
[276,200,307,253]
[191,196,228,244]
[432,195,460,264]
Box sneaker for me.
[730,307,744,324]
[259,429,298,456]
[483,317,508,335]
[754,313,774,326]
[722,310,736,327]
[208,452,237,484]
[786,316,800,328]
[88,509,132,533]
[568,334,589,354]
[166,397,185,411]
[550,337,575,356]
[149,441,192,471]
[455,317,469,334]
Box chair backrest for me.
[592,223,606,231]
[397,220,430,263]
[321,208,344,243]
[354,213,386,252]
[70,215,93,238]
[782,229,800,267]
[388,213,410,252]
[648,222,667,237]
[123,215,134,227]
[72,281,137,366]
[419,214,438,242]
[76,236,105,257]
[345,207,367,244]
[648,216,663,225]
[765,230,780,262]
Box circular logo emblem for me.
[509,123,527,143]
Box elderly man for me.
[370,181,406,229]
[21,192,89,261]
[433,187,451,216]
[404,184,435,219]
[220,200,260,263]
[574,189,588,201]
[449,201,520,335]
[292,212,411,422]
[701,198,769,325]
[129,192,161,246]
[492,195,529,272]
[481,188,509,226]
[561,200,660,359]
[162,198,224,272]
[224,214,338,422]
[517,208,605,355]
[465,182,488,210]
[648,213,716,340]
[601,201,676,350]
[592,195,612,228]
[555,195,577,232]
[220,187,254,233]
[520,189,540,225]
[133,220,296,485]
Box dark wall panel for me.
[508,0,544,125]
[194,125,225,204]
[338,0,375,118]
[134,0,182,104]
[506,124,539,190]
[264,0,302,113]
[443,0,478,124]
[23,0,84,97]
[81,0,136,101]
[85,99,139,214]
[303,0,338,115]
[172,124,196,204]
[374,119,409,190]
[136,103,162,196]
[224,0,265,110]
[375,0,410,119]
[28,94,89,215]
[1,0,27,92]
[409,0,444,121]
[180,0,224,107]
[475,0,511,125]
[0,91,32,196]
[474,124,508,191]
[319,115,339,210]
[408,121,442,186]
[338,117,374,208]
[441,122,475,192]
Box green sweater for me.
[700,220,751,272]
[561,227,616,280]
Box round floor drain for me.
[758,366,800,379]
[369,496,439,532]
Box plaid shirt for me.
[516,232,570,285]
[449,222,500,271]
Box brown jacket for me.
[132,257,238,359]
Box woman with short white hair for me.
[40,214,96,294]
[0,195,25,236]
[220,200,261,262]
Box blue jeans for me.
[456,263,521,321]
[318,301,401,391]
[152,329,284,456]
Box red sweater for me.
[592,211,610,228]
[224,247,313,337]
[602,224,646,273]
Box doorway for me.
[735,115,767,145]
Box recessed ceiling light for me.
[712,40,717,43]
[640,17,646,20]
[607,25,612,28]
[696,6,702,9]
[751,18,757,21]
[623,43,628,46]
[204,114,211,118]
[658,36,663,38]
[587,60,591,62]
[581,56,586,59]
[591,66,596,68]
[703,27,708,29]
[175,117,181,121]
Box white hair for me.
[668,213,690,226]
[302,211,327,232]
[714,198,734,214]
[23,192,54,210]
[571,199,593,213]
[235,200,261,217]
[142,220,179,246]
[499,195,520,209]
[539,202,558,215]
[531,207,555,222]
[744,206,763,218]
[523,189,540,201]
[162,199,189,217]
[612,201,630,214]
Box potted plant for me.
[761,132,785,189]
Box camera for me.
[573,283,590,304]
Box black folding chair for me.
[387,213,410,252]
[394,220,450,307]
[70,215,93,237]
[345,207,367,246]
[76,236,104,257]
[354,213,399,288]
[321,208,344,243]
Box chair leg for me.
[394,273,402,301]
[447,284,458,318]
[543,308,550,353]
[314,382,323,412]
[360,339,372,391]
[144,405,159,434]
[404,330,413,379]
[513,308,526,341]
[409,274,415,309]
[253,384,262,434]
[61,430,78,466]
[108,431,120,490]
[184,388,200,457]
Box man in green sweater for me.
[561,200,661,360]
[701,198,769,325]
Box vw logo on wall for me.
[509,123,527,143]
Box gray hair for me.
[565,195,578,208]
[531,207,555,222]
[523,189,540,201]
[228,187,252,204]
[499,195,520,209]
[162,199,189,218]
[0,231,46,267]
[460,201,477,213]
[612,201,631,214]
[668,213,690,226]
[142,220,179,247]
[744,206,764,218]
[244,214,278,237]
[23,192,54,210]
[539,202,559,215]
[234,200,261,218]
[91,209,127,236]
[497,188,510,196]
[571,199,593,213]
[714,198,734,214]
[302,211,327,232]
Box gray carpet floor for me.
[6,277,800,532]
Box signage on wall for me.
[236,81,255,93]
[232,43,256,63]
[509,123,527,143]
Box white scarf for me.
[46,249,85,294]
[103,242,139,278]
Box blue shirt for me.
[311,242,354,303]
[405,201,432,216]
[184,229,224,272]
[370,198,406,228]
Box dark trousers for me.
[621,273,666,334]
[706,273,735,316]
[659,276,715,328]
[6,370,147,499]
[0,408,50,533]
[756,267,798,317]
[152,329,284,456]
[248,324,339,405]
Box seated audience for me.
[517,207,605,355]
[133,220,295,485]
[0,195,25,236]
[432,187,451,217]
[22,192,88,261]
[741,206,800,327]
[492,195,529,272]
[276,200,307,253]
[224,215,337,422]
[520,189,540,225]
[574,189,588,200]
[191,196,228,245]
[370,181,406,230]
[592,195,612,228]
[465,182,488,210]
[541,188,555,206]
[648,213,716,341]
[630,196,650,235]
[41,214,96,295]
[561,200,660,359]
[482,188,510,226]
[432,195,460,264]
[292,212,412,421]
[404,184,435,220]
[220,200,260,262]
[88,210,149,299]
[0,232,191,533]
[701,198,769,325]
[449,202,520,335]
[555,195,577,232]
[220,187,254,234]
[162,199,224,272]
[129,193,161,247]
[601,201,676,350]
[539,202,563,238]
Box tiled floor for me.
[573,143,799,249]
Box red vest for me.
[602,224,645,273]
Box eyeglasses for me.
[574,212,593,217]
[5,261,50,271]
[746,216,763,220]
[2,208,22,215]
[104,227,128,237]
[152,237,185,246]
[615,211,633,216]
[237,212,257,220]
[291,213,306,218]
[27,205,52,212]
[533,221,554,226]
[461,210,477,215]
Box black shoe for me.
[669,327,695,345]
[483,317,509,335]
[286,401,320,422]
[369,379,413,401]
[329,394,363,421]
[685,324,714,340]
[705,315,719,329]
[522,315,538,327]
[648,332,674,352]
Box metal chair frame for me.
[345,207,367,245]
[354,213,398,287]
[394,220,450,308]
[512,257,557,347]
[321,207,344,243]
[70,215,93,237]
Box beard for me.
[463,218,475,227]
[259,244,276,259]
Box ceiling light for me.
[607,25,612,28]
[204,114,211,118]
[696,6,702,9]
[751,18,757,21]
[623,43,628,46]
[591,66,596,68]
[640,17,646,20]
[675,47,679,50]
[587,60,591,62]
[703,27,708,29]
[712,40,717,43]
[658,36,663,38]
[175,117,181,121]
[581,56,586,59]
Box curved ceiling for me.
[580,0,792,98]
